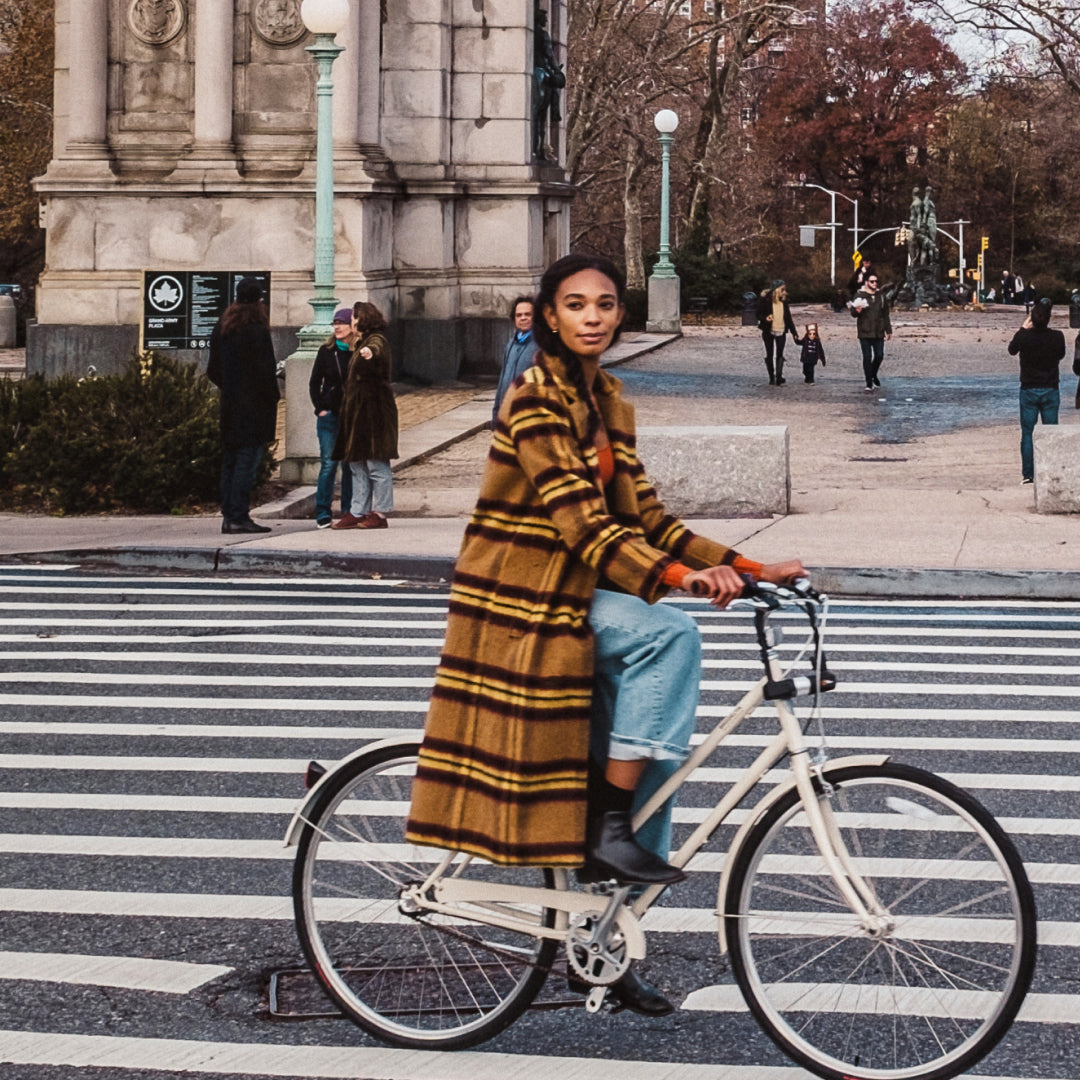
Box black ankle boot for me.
[566,966,675,1017]
[610,968,676,1016]
[579,810,686,885]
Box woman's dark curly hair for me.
[352,300,388,335]
[531,253,626,357]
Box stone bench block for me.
[1034,426,1080,513]
[636,425,789,518]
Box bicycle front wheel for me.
[292,742,561,1050]
[724,762,1037,1080]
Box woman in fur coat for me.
[331,301,398,530]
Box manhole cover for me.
[268,962,583,1020]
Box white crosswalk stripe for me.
[0,568,1077,1079]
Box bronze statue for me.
[532,7,565,161]
[907,187,922,265]
[921,186,938,265]
[907,186,939,268]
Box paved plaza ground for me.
[399,303,1078,509]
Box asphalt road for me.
[0,567,1078,1079]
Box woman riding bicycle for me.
[405,253,804,1015]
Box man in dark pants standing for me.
[852,273,892,392]
[1009,298,1066,484]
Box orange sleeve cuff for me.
[731,554,764,578]
[662,562,694,588]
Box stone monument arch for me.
[31,0,573,434]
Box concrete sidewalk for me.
[2,322,1078,599]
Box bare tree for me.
[686,0,806,243]
[0,0,53,285]
[922,0,1080,101]
[565,0,807,287]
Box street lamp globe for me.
[654,109,679,134]
[301,0,350,34]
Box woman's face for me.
[776,286,787,302]
[543,269,624,358]
[333,320,354,341]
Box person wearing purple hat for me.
[308,308,357,528]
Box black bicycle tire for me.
[723,761,1037,1080]
[292,741,560,1050]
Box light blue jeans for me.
[348,459,394,515]
[588,588,702,862]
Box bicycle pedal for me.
[585,986,608,1013]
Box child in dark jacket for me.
[796,323,827,384]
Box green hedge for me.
[0,352,273,514]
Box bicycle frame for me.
[285,601,893,964]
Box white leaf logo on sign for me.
[149,275,184,312]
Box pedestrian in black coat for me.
[207,278,280,534]
[756,280,798,385]
[795,323,827,384]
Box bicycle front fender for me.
[282,734,420,848]
[714,754,890,955]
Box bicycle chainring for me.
[565,912,631,985]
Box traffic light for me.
[981,236,989,252]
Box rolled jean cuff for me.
[607,734,690,762]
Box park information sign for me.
[142,271,272,350]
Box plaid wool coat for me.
[404,353,740,866]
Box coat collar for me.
[536,351,623,404]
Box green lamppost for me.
[282,0,349,483]
[647,109,681,333]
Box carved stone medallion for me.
[127,0,186,46]
[253,0,307,46]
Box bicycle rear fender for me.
[714,754,890,955]
[282,734,419,848]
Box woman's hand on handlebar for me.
[682,565,745,608]
[758,559,808,586]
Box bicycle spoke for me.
[728,764,1035,1080]
[293,745,559,1048]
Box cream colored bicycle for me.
[286,579,1036,1080]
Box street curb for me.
[10,546,457,582]
[9,546,1080,598]
[601,333,682,370]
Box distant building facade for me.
[32,0,571,381]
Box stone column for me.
[333,2,361,153]
[193,0,235,153]
[357,0,381,151]
[66,0,109,155]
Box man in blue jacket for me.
[492,296,536,424]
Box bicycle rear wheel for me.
[292,742,561,1049]
[724,762,1036,1080]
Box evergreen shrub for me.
[0,352,273,513]
[671,227,765,312]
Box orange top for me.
[595,445,763,590]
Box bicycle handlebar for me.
[738,575,823,606]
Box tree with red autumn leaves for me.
[756,0,965,213]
